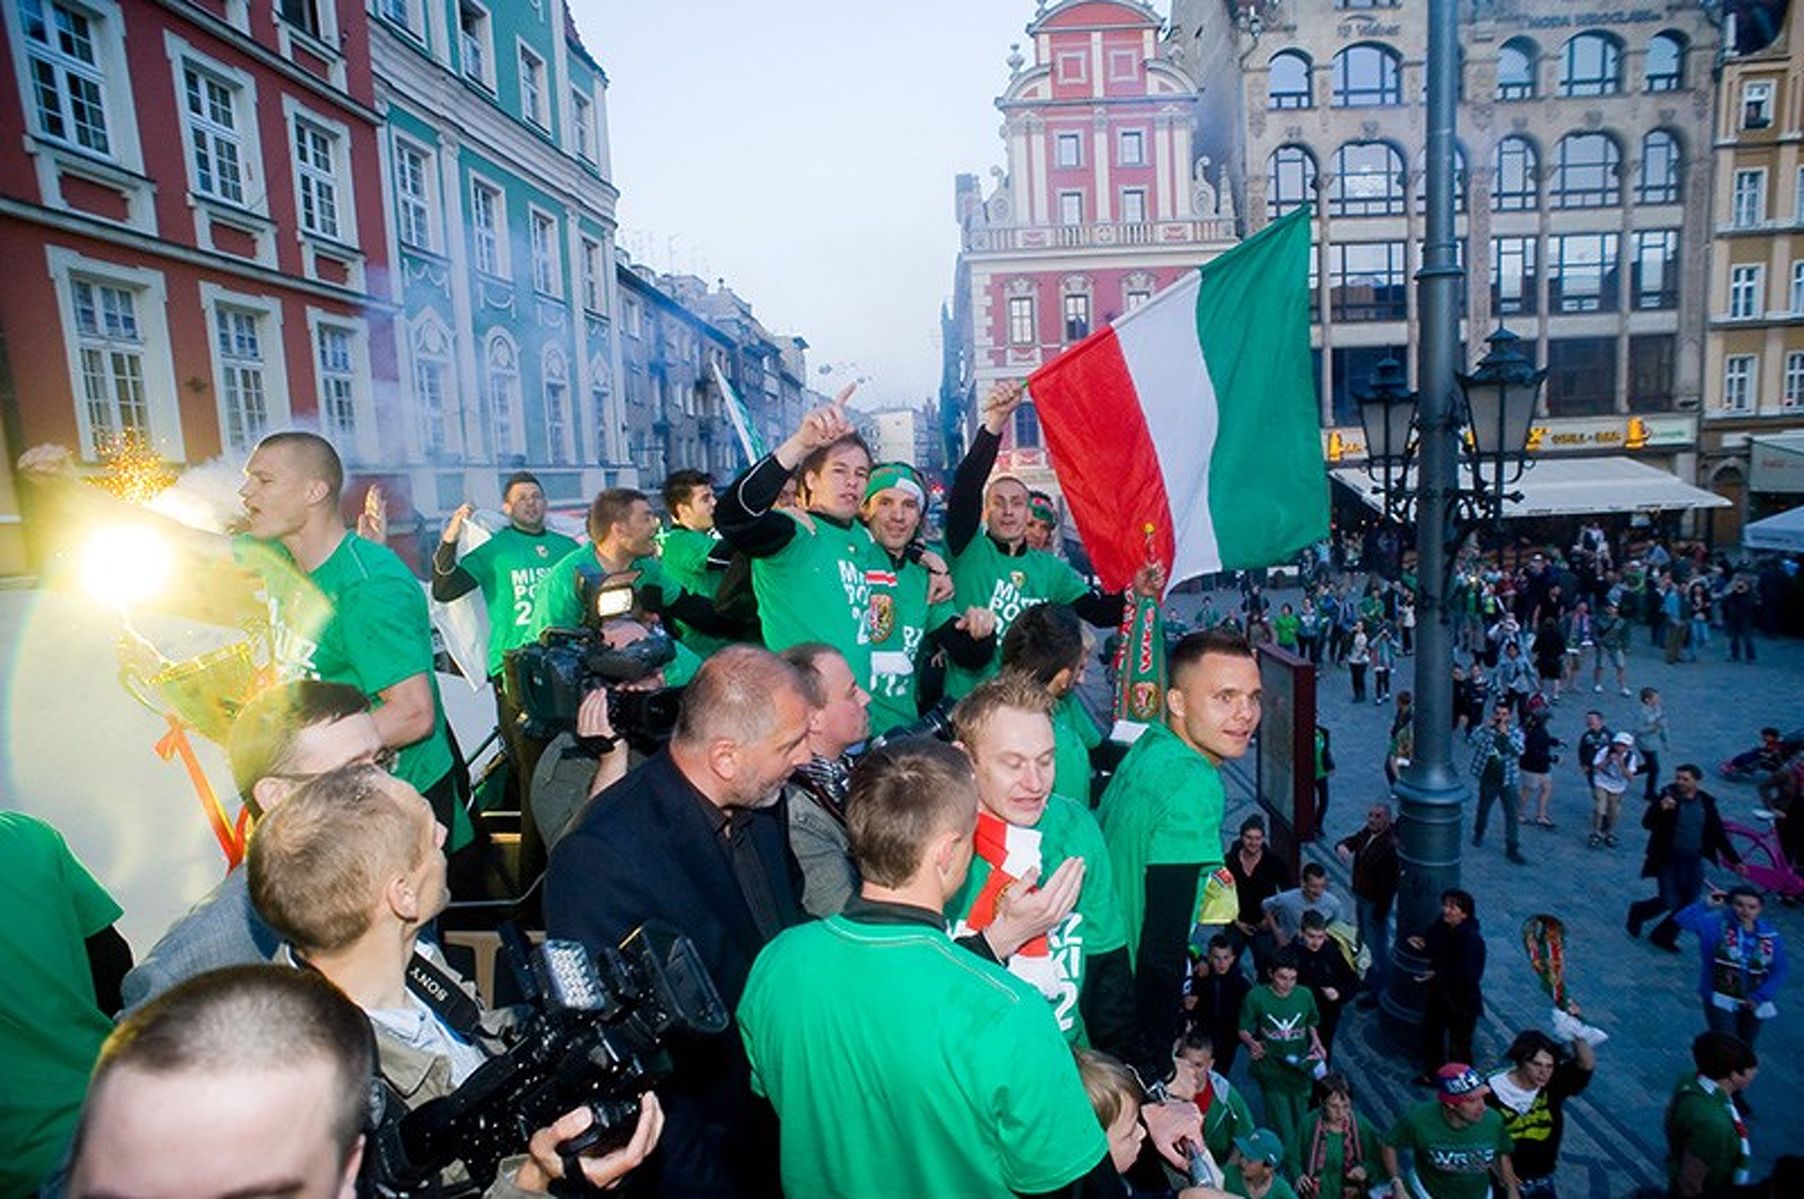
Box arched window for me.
[1645,31,1686,92]
[1414,145,1468,213]
[542,347,572,465]
[1552,133,1621,207]
[1268,50,1312,109]
[1330,142,1405,216]
[1637,130,1681,204]
[1331,44,1401,107]
[484,332,522,461]
[1559,32,1621,97]
[589,355,612,464]
[411,312,461,461]
[1267,145,1317,218]
[1493,136,1539,210]
[1496,38,1536,100]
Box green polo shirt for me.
[1665,1073,1748,1195]
[945,534,1089,698]
[738,910,1107,1198]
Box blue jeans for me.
[1358,895,1392,997]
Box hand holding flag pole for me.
[1113,522,1170,727]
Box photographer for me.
[248,764,661,1195]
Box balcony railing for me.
[962,219,1235,253]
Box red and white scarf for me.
[964,811,1061,999]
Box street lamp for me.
[1458,327,1545,524]
[1355,357,1416,525]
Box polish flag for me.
[1028,206,1329,592]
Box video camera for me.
[505,568,683,747]
[364,922,727,1194]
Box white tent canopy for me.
[1331,455,1731,519]
[1743,505,1804,553]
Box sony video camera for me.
[365,921,727,1194]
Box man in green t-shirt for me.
[1665,1032,1758,1196]
[1099,629,1263,1068]
[860,460,996,736]
[658,468,753,658]
[1382,1064,1521,1199]
[998,601,1099,804]
[1238,950,1325,1148]
[738,738,1114,1198]
[945,675,1133,1055]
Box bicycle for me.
[1721,809,1804,902]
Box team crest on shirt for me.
[869,593,896,643]
[1009,570,1027,589]
[536,544,549,558]
[1129,682,1160,719]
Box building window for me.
[1549,233,1620,313]
[1108,48,1138,82]
[181,65,245,205]
[581,236,604,313]
[544,352,571,465]
[1491,236,1538,316]
[315,322,357,448]
[1631,230,1679,311]
[1785,351,1804,410]
[1723,354,1756,412]
[1732,169,1766,227]
[1742,80,1774,129]
[1120,188,1147,224]
[1492,136,1538,210]
[1329,344,1407,424]
[1328,241,1408,322]
[1329,141,1405,217]
[1330,43,1401,107]
[292,119,341,240]
[1117,129,1144,166]
[1791,260,1804,313]
[70,277,147,453]
[1796,166,1804,224]
[1558,31,1621,97]
[1055,50,1086,84]
[1125,288,1151,311]
[1063,293,1090,342]
[1636,130,1681,205]
[485,334,521,458]
[1729,264,1763,318]
[1551,133,1620,208]
[1014,403,1041,448]
[1059,191,1083,225]
[623,297,641,338]
[1007,295,1034,345]
[529,209,560,296]
[1645,31,1685,92]
[571,89,595,162]
[1496,38,1536,101]
[518,45,547,129]
[1268,50,1312,109]
[470,179,504,276]
[415,354,451,458]
[214,306,269,452]
[458,2,491,88]
[277,0,323,39]
[1266,145,1316,218]
[1055,132,1081,168]
[393,140,433,250]
[22,0,113,156]
[1546,336,1618,416]
[1629,334,1676,412]
[378,0,418,35]
[1413,145,1467,214]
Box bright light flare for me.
[82,526,172,609]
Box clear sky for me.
[569,1,1044,411]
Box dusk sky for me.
[570,1,1044,411]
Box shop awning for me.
[1330,456,1730,520]
[1749,432,1804,494]
[1743,505,1804,553]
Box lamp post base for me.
[1380,762,1467,1047]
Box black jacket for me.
[1638,786,1740,879]
[1422,915,1486,1007]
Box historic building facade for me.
[1169,0,1721,481]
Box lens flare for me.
[81,526,172,609]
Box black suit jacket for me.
[545,749,802,1199]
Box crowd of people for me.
[2,382,1799,1199]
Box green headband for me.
[1029,494,1057,524]
[865,462,925,505]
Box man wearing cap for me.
[1589,731,1641,850]
[941,381,1159,698]
[1222,1129,1296,1199]
[859,460,997,736]
[1025,490,1060,553]
[1381,1065,1520,1199]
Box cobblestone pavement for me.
[1171,584,1802,1196]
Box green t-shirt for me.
[1273,612,1301,648]
[866,555,955,737]
[1384,1101,1515,1199]
[453,525,579,675]
[242,534,457,810]
[1097,721,1227,965]
[1220,1164,1299,1199]
[657,525,733,658]
[1239,984,1320,1082]
[1051,693,1100,804]
[945,534,1089,698]
[1665,1074,1748,1194]
[946,795,1127,1044]
[1283,1112,1382,1192]
[738,914,1108,1198]
[751,512,887,691]
[0,813,122,1196]
[527,546,701,687]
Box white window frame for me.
[1791,260,1804,314]
[623,296,642,339]
[528,206,561,297]
[391,134,436,252]
[1786,351,1804,411]
[458,1,493,90]
[1125,288,1152,312]
[570,86,596,163]
[1120,187,1148,224]
[485,332,524,459]
[1117,128,1145,166]
[284,99,356,247]
[199,282,291,454]
[1729,263,1763,318]
[51,249,183,461]
[377,0,422,39]
[1055,131,1082,168]
[1723,353,1756,412]
[1058,191,1084,225]
[14,0,115,157]
[580,235,604,313]
[166,38,266,217]
[409,311,461,461]
[469,174,508,278]
[1007,295,1035,345]
[1742,79,1774,129]
[1108,48,1138,82]
[1732,168,1766,229]
[517,41,548,130]
[543,348,573,466]
[309,312,370,461]
[1055,50,1087,83]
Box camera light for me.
[595,584,635,620]
[81,525,172,610]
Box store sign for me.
[1321,415,1694,463]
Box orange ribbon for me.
[154,714,246,870]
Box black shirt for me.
[1228,846,1292,927]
